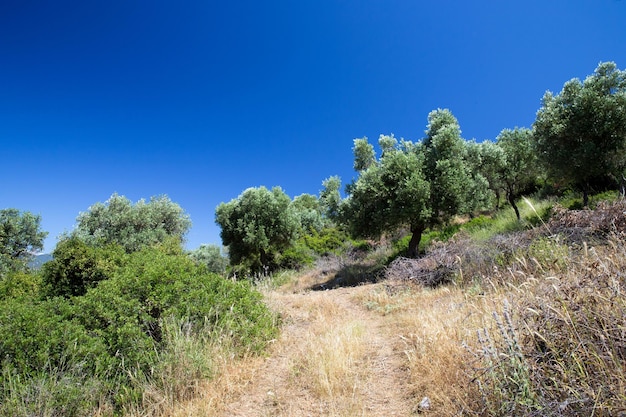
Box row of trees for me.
[215,61,626,270]
[1,62,624,278]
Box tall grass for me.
[465,197,553,241]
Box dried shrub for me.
[472,235,626,416]
[546,199,626,243]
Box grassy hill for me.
[154,196,626,416]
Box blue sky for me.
[2,0,625,253]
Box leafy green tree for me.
[292,193,324,233]
[188,244,229,275]
[74,193,191,252]
[353,137,376,171]
[0,209,48,274]
[423,109,481,221]
[466,140,506,210]
[343,135,431,257]
[215,186,300,273]
[319,175,342,223]
[342,111,488,257]
[496,127,539,220]
[533,61,626,206]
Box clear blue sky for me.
[2,0,625,253]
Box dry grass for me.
[137,199,626,417]
[359,283,488,415]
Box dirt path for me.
[208,283,417,416]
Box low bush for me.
[0,243,279,415]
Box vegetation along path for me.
[176,274,423,416]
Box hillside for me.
[156,199,626,417]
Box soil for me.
[209,282,418,417]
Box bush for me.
[41,237,126,298]
[301,227,347,255]
[0,297,110,377]
[279,242,315,270]
[0,270,41,300]
[0,243,279,413]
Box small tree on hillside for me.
[188,244,229,275]
[423,109,482,221]
[496,127,539,220]
[342,110,488,257]
[466,140,507,210]
[215,186,300,274]
[344,135,431,257]
[319,176,342,224]
[533,61,626,205]
[292,193,324,233]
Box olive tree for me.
[319,175,342,223]
[423,109,483,220]
[342,110,487,257]
[496,127,539,220]
[188,244,229,275]
[74,193,191,252]
[466,140,507,210]
[215,186,300,273]
[0,209,48,274]
[344,135,430,257]
[533,61,626,205]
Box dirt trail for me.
[210,283,417,416]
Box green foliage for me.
[292,193,324,233]
[41,236,126,298]
[343,134,431,256]
[301,226,347,255]
[0,270,41,300]
[0,209,48,275]
[352,137,375,171]
[278,241,315,270]
[74,193,192,253]
[533,61,626,204]
[467,140,507,209]
[0,243,279,413]
[215,186,300,274]
[342,111,489,257]
[424,109,486,220]
[496,127,540,220]
[0,297,110,382]
[319,175,342,222]
[188,244,229,275]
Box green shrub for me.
[0,297,109,375]
[0,270,41,300]
[1,243,279,413]
[301,227,347,255]
[41,237,126,298]
[279,242,315,270]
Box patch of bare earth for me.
[177,280,418,416]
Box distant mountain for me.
[28,253,53,270]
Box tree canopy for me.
[342,110,489,258]
[74,193,192,252]
[496,127,539,220]
[0,209,48,274]
[215,186,300,273]
[533,61,626,205]
[344,135,431,257]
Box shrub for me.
[279,242,315,270]
[41,237,126,298]
[1,243,279,413]
[0,270,41,300]
[301,227,347,255]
